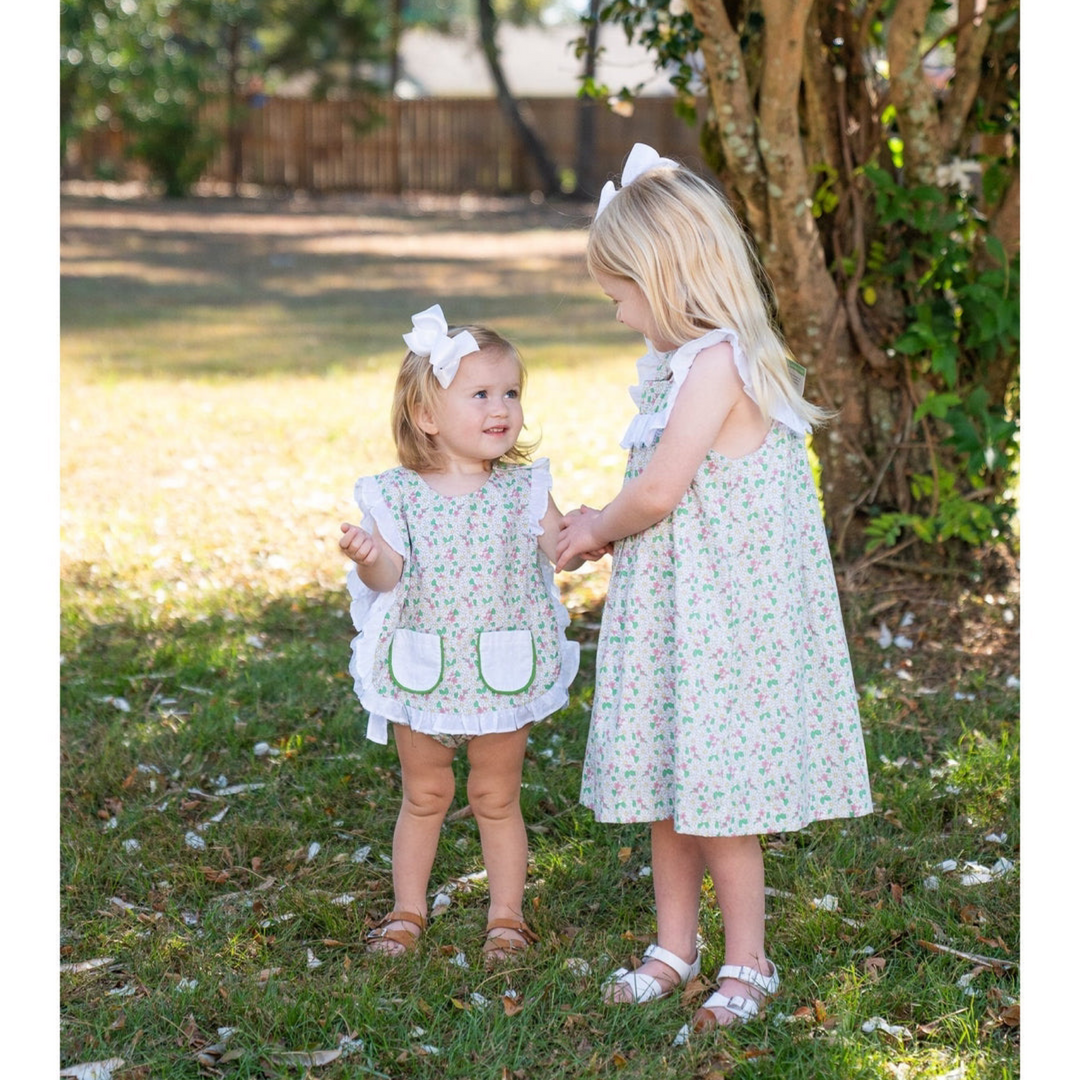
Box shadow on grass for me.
[61,192,630,379]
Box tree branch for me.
[938,0,995,156]
[686,0,769,240]
[989,170,1019,261]
[886,0,940,185]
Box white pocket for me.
[477,630,536,695]
[389,629,443,693]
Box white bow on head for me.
[596,143,679,217]
[403,304,480,388]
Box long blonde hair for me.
[587,163,829,430]
[390,324,537,471]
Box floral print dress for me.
[580,331,873,836]
[347,460,579,745]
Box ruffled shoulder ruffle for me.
[621,329,810,448]
[526,457,552,538]
[343,473,403,648]
[353,470,407,557]
[489,458,553,539]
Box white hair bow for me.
[403,304,479,388]
[596,143,679,217]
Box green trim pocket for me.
[476,630,536,695]
[389,629,443,694]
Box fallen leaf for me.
[268,1049,343,1066]
[997,1003,1020,1028]
[864,956,886,980]
[502,993,524,1016]
[862,1015,913,1042]
[680,975,709,1004]
[60,956,115,974]
[59,1059,126,1080]
[175,1014,205,1052]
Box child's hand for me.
[339,522,381,566]
[556,506,607,571]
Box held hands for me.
[556,506,611,571]
[339,522,382,566]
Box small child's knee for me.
[402,778,455,818]
[467,783,519,824]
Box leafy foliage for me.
[61,0,389,196]
[861,167,1019,552]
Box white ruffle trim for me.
[346,461,580,745]
[621,328,810,448]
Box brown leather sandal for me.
[365,910,426,955]
[481,918,540,968]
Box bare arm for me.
[556,342,746,569]
[339,521,403,593]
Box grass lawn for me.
[60,188,1020,1079]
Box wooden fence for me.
[65,96,708,196]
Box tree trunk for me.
[476,0,561,196]
[687,0,878,553]
[574,0,603,198]
[226,20,244,196]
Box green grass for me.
[60,190,1020,1079]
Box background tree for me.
[584,0,1019,562]
[476,0,562,193]
[61,0,387,196]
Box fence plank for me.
[66,96,709,195]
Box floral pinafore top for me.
[346,460,579,744]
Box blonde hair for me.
[390,324,537,471]
[587,164,829,430]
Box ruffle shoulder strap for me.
[620,328,810,448]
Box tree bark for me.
[575,0,603,198]
[476,0,561,196]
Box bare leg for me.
[370,725,456,954]
[693,833,772,1027]
[466,726,532,958]
[605,818,703,1002]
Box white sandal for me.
[692,959,780,1030]
[603,943,702,1004]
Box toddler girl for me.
[342,304,581,965]
[557,145,873,1029]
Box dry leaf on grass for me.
[59,1058,126,1080]
[267,1048,342,1067]
[60,956,115,974]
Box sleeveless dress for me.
[347,459,580,745]
[580,330,873,836]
